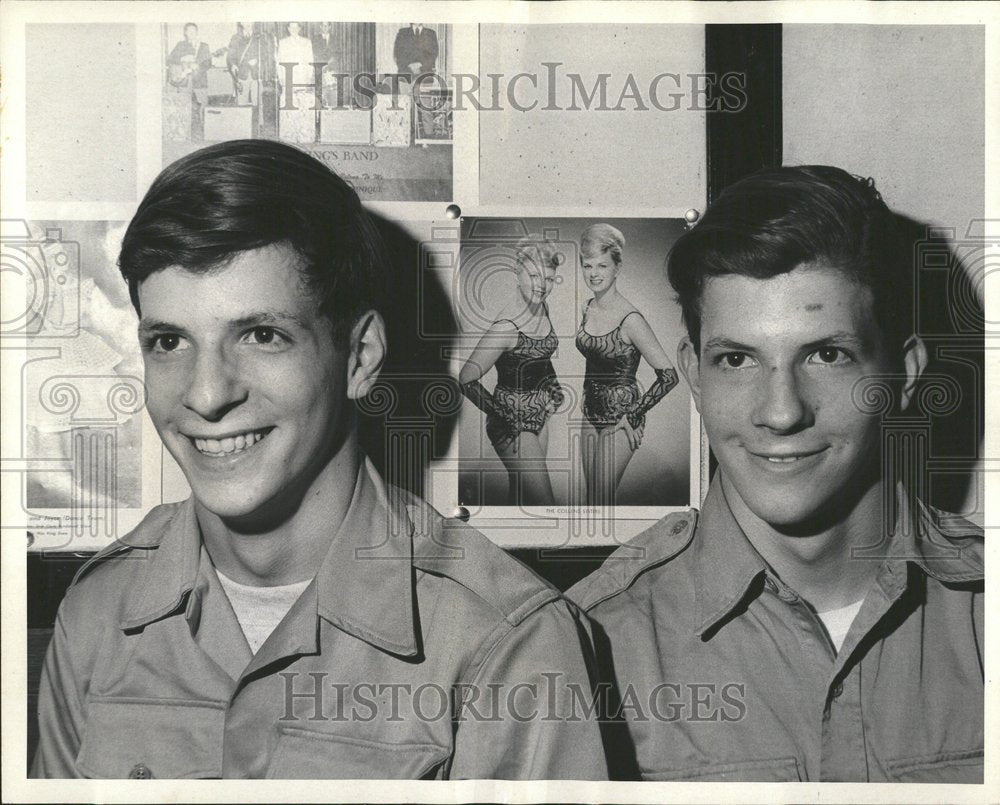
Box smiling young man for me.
[568,166,983,782]
[31,140,607,779]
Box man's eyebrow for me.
[137,311,315,337]
[137,318,183,337]
[228,311,314,330]
[702,337,755,352]
[702,332,868,353]
[799,331,867,351]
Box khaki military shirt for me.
[569,477,983,782]
[32,459,608,779]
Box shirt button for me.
[830,681,844,699]
[129,763,153,779]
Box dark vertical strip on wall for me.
[705,24,783,202]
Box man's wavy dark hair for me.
[118,139,388,344]
[667,165,913,357]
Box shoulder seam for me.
[407,502,560,625]
[460,594,567,697]
[71,542,140,587]
[414,553,559,626]
[570,511,698,611]
[69,500,187,587]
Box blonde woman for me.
[460,239,565,505]
[575,224,679,506]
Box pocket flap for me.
[268,726,451,779]
[77,698,225,778]
[645,756,802,782]
[886,749,983,783]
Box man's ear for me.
[899,334,928,412]
[677,336,702,414]
[346,310,387,401]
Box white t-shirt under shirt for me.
[215,568,312,654]
[817,599,865,652]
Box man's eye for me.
[252,326,274,344]
[243,326,288,348]
[720,352,755,369]
[147,334,187,353]
[808,347,850,365]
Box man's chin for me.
[190,480,316,534]
[191,490,269,523]
[741,485,873,537]
[725,475,834,535]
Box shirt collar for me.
[691,475,983,639]
[119,497,202,632]
[314,456,420,657]
[692,475,770,639]
[119,456,421,658]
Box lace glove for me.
[626,368,680,430]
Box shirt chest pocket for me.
[76,699,226,778]
[267,727,451,779]
[643,757,803,782]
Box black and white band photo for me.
[162,21,453,200]
[2,2,992,799]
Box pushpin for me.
[446,204,461,219]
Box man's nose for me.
[181,347,247,421]
[750,367,813,433]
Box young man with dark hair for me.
[569,165,983,782]
[32,140,607,780]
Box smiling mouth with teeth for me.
[758,451,824,463]
[192,428,271,456]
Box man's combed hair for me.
[667,165,913,354]
[119,139,388,343]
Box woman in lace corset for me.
[575,223,679,506]
[459,238,566,505]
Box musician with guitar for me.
[167,23,224,139]
[227,22,261,107]
[167,23,212,91]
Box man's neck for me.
[196,439,362,586]
[721,473,886,612]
